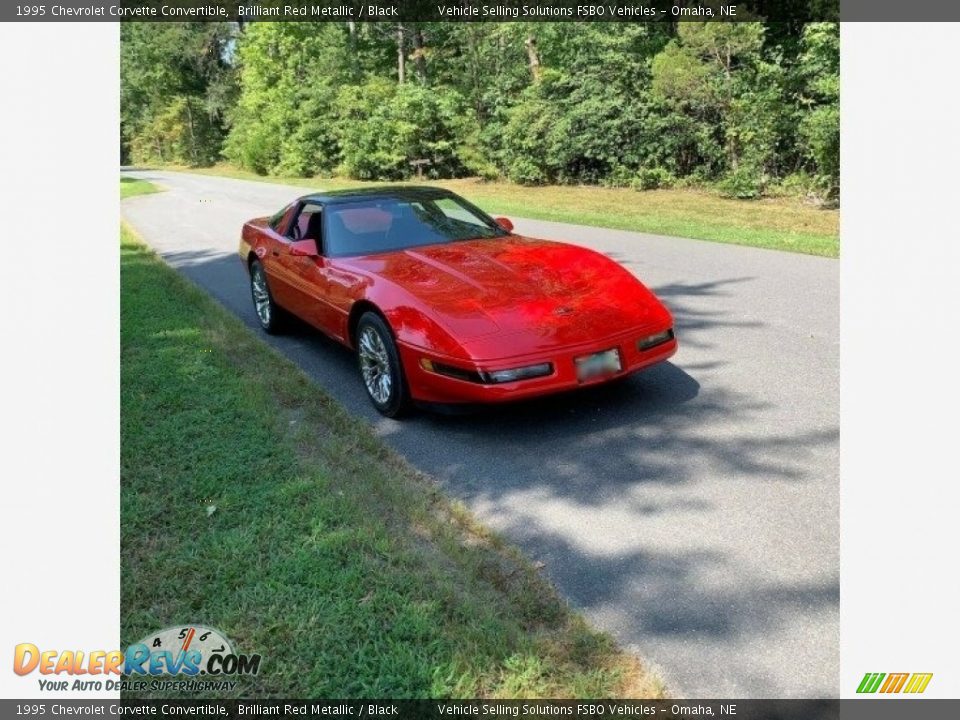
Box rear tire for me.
[249,259,285,334]
[356,312,410,418]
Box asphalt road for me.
[121,170,839,698]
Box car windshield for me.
[323,196,509,257]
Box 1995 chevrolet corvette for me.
[239,187,677,417]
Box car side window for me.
[268,203,296,233]
[288,202,324,246]
[434,197,488,229]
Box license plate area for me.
[575,348,622,382]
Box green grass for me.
[170,164,839,258]
[121,176,162,199]
[120,223,664,699]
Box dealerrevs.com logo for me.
[856,672,933,694]
[13,625,261,693]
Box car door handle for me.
[271,250,280,257]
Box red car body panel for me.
[239,192,677,406]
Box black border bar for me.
[4,699,960,720]
[7,0,960,23]
[2,1,852,24]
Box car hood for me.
[344,236,671,354]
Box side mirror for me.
[494,217,514,233]
[290,238,319,257]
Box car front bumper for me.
[398,326,678,405]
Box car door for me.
[252,202,298,309]
[274,202,346,337]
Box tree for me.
[336,79,468,180]
[653,23,774,176]
[225,23,351,176]
[796,22,840,196]
[120,22,234,165]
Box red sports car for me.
[239,187,677,417]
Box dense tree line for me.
[121,20,839,200]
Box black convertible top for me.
[299,186,456,206]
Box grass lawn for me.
[173,164,839,258]
[119,221,664,699]
[121,176,162,199]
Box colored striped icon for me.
[903,673,934,693]
[857,672,933,694]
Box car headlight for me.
[421,358,553,384]
[637,328,674,351]
[480,363,553,384]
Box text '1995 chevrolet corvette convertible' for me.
[240,186,677,417]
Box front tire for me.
[356,312,410,418]
[249,259,284,334]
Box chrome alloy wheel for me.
[358,326,393,405]
[251,265,271,326]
